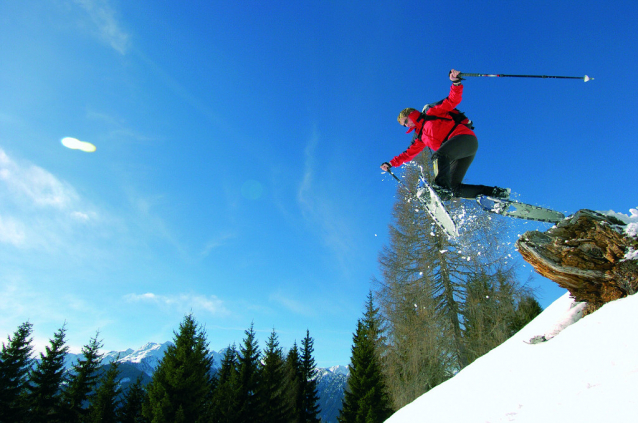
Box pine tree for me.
[338,293,393,423]
[299,330,321,423]
[86,360,122,423]
[375,158,460,407]
[379,154,468,380]
[60,333,104,423]
[375,154,533,407]
[0,321,34,423]
[463,269,515,362]
[27,324,70,423]
[236,323,264,422]
[143,314,214,423]
[283,342,303,422]
[261,329,292,423]
[463,267,545,364]
[509,295,543,334]
[211,344,240,423]
[118,376,148,423]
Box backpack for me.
[414,98,474,143]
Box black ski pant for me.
[432,134,495,199]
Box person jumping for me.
[380,69,509,200]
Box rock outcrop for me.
[516,209,638,313]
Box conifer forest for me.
[1,153,542,423]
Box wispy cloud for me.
[297,127,319,213]
[0,149,79,209]
[0,215,26,247]
[73,0,130,54]
[0,148,99,251]
[200,232,236,257]
[135,52,223,126]
[296,129,355,259]
[124,292,230,317]
[123,188,185,256]
[269,290,315,317]
[0,274,119,355]
[85,110,155,145]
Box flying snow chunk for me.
[61,137,96,153]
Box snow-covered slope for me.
[386,292,638,423]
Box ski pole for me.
[459,73,593,82]
[387,169,410,191]
[387,169,421,198]
[387,168,415,196]
[387,168,402,185]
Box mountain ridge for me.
[63,341,349,423]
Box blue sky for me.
[1,0,636,367]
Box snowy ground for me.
[387,208,638,423]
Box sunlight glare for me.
[61,137,96,153]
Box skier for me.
[380,69,509,200]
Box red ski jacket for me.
[389,83,475,168]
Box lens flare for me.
[61,137,96,153]
[241,180,264,200]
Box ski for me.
[414,178,458,238]
[387,170,458,238]
[476,195,565,223]
[388,171,564,233]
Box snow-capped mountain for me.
[102,342,171,376]
[315,365,350,423]
[63,341,168,376]
[63,343,348,423]
[324,364,350,376]
[64,341,224,377]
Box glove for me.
[449,69,465,84]
[380,162,392,172]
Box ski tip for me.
[584,75,593,82]
[444,231,459,240]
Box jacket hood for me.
[405,110,422,134]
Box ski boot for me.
[432,185,454,201]
[490,187,511,200]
